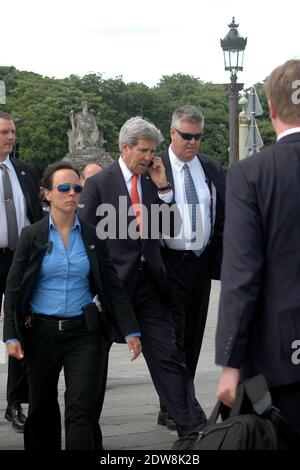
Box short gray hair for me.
[0,111,14,121]
[119,116,163,151]
[171,105,204,129]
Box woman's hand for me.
[6,341,24,360]
[126,336,142,361]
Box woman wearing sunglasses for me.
[3,160,141,450]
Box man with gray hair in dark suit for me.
[79,116,207,441]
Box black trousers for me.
[23,317,103,450]
[161,247,212,378]
[95,264,206,438]
[133,264,206,436]
[1,253,28,407]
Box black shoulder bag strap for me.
[208,374,272,425]
[231,374,272,417]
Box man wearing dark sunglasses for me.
[157,105,225,429]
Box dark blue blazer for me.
[216,132,300,387]
[78,161,174,298]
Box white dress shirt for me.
[0,155,30,248]
[118,156,173,204]
[163,146,215,251]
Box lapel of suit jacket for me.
[10,158,32,210]
[197,154,224,198]
[79,218,104,292]
[25,216,50,273]
[161,150,175,194]
[109,161,132,212]
[197,154,218,231]
[141,173,156,209]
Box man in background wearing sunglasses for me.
[157,105,225,429]
[0,111,43,433]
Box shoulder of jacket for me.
[198,153,223,169]
[11,158,36,171]
[29,216,49,232]
[79,218,103,244]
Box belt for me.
[32,313,84,331]
[0,247,13,254]
[161,246,198,259]
[162,245,208,259]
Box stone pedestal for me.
[64,147,114,170]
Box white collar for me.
[118,155,136,183]
[0,155,12,169]
[277,127,300,141]
[169,145,198,172]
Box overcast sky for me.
[1,0,299,88]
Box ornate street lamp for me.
[221,18,247,165]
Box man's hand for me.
[6,341,24,360]
[126,336,142,361]
[216,366,240,407]
[147,157,169,188]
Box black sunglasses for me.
[175,129,204,141]
[53,183,83,194]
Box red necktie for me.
[131,175,142,235]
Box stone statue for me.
[68,100,103,151]
[65,100,114,169]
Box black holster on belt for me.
[82,303,101,333]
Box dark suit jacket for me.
[215,132,300,388]
[0,158,43,277]
[158,150,225,279]
[3,215,139,346]
[10,157,43,224]
[78,161,173,297]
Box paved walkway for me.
[0,282,221,450]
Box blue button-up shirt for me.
[29,215,93,316]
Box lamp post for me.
[0,81,6,104]
[221,18,247,165]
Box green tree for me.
[0,66,276,175]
